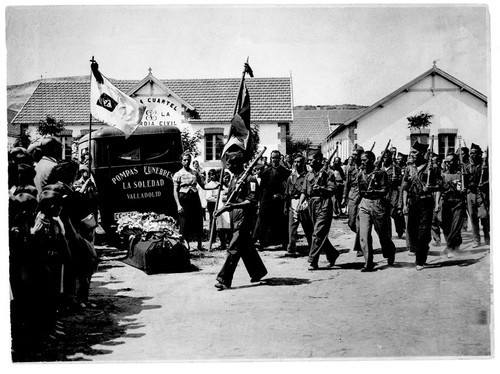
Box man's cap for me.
[307,148,323,159]
[225,150,245,163]
[293,152,305,160]
[353,144,364,152]
[470,143,482,152]
[411,140,428,153]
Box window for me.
[205,133,224,161]
[60,136,73,160]
[438,133,456,158]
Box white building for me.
[11,69,293,165]
[322,64,488,159]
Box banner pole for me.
[208,58,249,251]
[88,56,94,175]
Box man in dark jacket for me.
[214,151,267,290]
[464,143,489,247]
[255,150,291,250]
[402,141,442,270]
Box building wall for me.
[26,120,284,166]
[324,74,488,158]
[321,137,350,161]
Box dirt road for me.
[13,220,491,362]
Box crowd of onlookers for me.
[9,137,99,356]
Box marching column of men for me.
[213,140,490,287]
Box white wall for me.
[324,74,488,157]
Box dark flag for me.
[221,62,253,161]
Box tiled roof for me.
[290,110,329,146]
[291,108,365,146]
[7,108,18,123]
[8,123,20,137]
[327,108,365,124]
[12,77,293,125]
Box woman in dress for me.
[173,153,218,251]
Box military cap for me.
[411,140,428,153]
[225,150,245,163]
[354,144,364,152]
[470,143,482,152]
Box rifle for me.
[368,139,391,190]
[392,147,398,181]
[223,147,267,205]
[479,146,488,185]
[458,139,465,192]
[369,142,376,152]
[478,147,489,212]
[316,144,339,187]
[426,135,435,188]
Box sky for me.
[3,2,495,107]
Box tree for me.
[286,135,312,156]
[407,111,433,132]
[14,127,31,149]
[37,115,65,137]
[180,128,203,158]
[249,123,260,158]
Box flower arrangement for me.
[117,212,181,240]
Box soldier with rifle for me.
[214,150,268,290]
[357,149,396,271]
[342,144,364,257]
[381,147,405,239]
[437,147,467,258]
[298,149,340,270]
[402,140,442,270]
[464,143,490,247]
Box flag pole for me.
[88,56,95,175]
[208,58,250,251]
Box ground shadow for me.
[425,256,485,268]
[230,277,311,290]
[11,259,162,362]
[335,261,366,270]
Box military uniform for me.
[284,169,313,254]
[383,163,405,238]
[303,168,339,268]
[402,161,442,267]
[464,149,490,246]
[216,172,267,288]
[343,163,362,253]
[357,167,396,270]
[440,168,466,252]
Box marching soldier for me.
[459,146,470,232]
[430,154,443,245]
[402,141,442,270]
[357,151,396,271]
[283,153,313,256]
[381,149,405,239]
[464,143,490,247]
[214,151,267,290]
[298,150,340,270]
[342,145,364,257]
[437,153,467,257]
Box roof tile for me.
[13,77,293,125]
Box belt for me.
[409,193,432,200]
